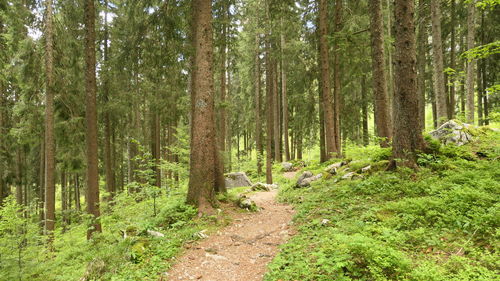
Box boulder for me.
[251,182,277,191]
[282,162,294,172]
[430,120,473,146]
[225,172,253,188]
[296,171,322,188]
[237,195,258,211]
[324,161,346,174]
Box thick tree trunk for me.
[187,0,220,213]
[430,0,447,126]
[466,1,476,124]
[417,0,428,131]
[318,0,337,159]
[392,0,426,168]
[84,0,102,239]
[369,0,392,147]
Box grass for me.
[265,129,500,281]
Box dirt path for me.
[166,188,295,281]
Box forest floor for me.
[166,174,297,281]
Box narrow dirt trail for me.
[166,180,296,281]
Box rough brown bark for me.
[466,1,475,124]
[392,0,426,168]
[187,0,219,213]
[430,0,447,126]
[369,0,392,147]
[417,0,428,131]
[318,0,337,159]
[84,0,102,239]
[215,2,227,194]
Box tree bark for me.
[416,0,428,131]
[361,75,369,146]
[187,0,219,213]
[280,21,290,161]
[430,0,447,126]
[84,0,102,239]
[369,0,392,147]
[103,0,116,200]
[272,55,281,162]
[448,0,456,119]
[333,0,342,156]
[254,33,263,175]
[392,0,426,168]
[265,0,273,184]
[466,1,476,124]
[318,0,337,159]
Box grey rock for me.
[296,171,322,188]
[282,162,294,172]
[225,172,253,188]
[430,120,473,146]
[237,195,257,210]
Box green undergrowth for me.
[0,189,230,281]
[265,129,500,281]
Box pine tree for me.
[84,0,102,239]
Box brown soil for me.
[166,188,295,281]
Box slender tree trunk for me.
[318,0,337,159]
[430,0,447,126]
[361,76,369,146]
[333,0,342,156]
[16,149,23,206]
[477,10,485,125]
[103,1,116,200]
[385,0,394,128]
[187,0,220,213]
[392,0,426,168]
[448,0,456,119]
[318,75,326,162]
[273,58,281,162]
[38,138,45,228]
[369,0,392,147]
[280,22,290,161]
[265,0,273,184]
[417,0,428,131]
[75,175,81,212]
[254,33,263,175]
[84,0,102,239]
[61,171,67,229]
[466,1,476,124]
[0,5,5,206]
